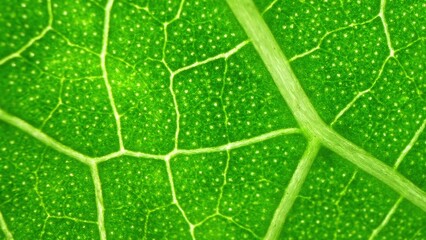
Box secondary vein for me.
[264,138,321,240]
[226,0,426,212]
[0,210,13,240]
[101,0,124,150]
[89,162,106,240]
[0,108,92,165]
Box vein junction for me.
[0,0,258,238]
[0,107,301,239]
[226,0,426,215]
[101,0,124,151]
[0,108,301,165]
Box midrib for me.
[226,0,426,235]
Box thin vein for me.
[394,119,425,169]
[368,120,426,239]
[379,0,394,57]
[193,213,217,228]
[175,128,301,156]
[48,215,98,224]
[40,78,64,129]
[261,0,278,15]
[288,46,319,62]
[0,210,13,240]
[331,55,391,126]
[368,196,403,240]
[169,73,181,150]
[173,0,185,22]
[216,61,231,212]
[122,150,166,161]
[53,29,100,57]
[330,90,367,126]
[46,0,53,26]
[289,16,378,62]
[0,0,53,66]
[33,168,49,218]
[97,128,300,162]
[164,157,196,239]
[333,170,358,240]
[159,6,182,151]
[221,215,262,239]
[173,40,249,75]
[264,139,321,240]
[101,0,124,150]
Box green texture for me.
[0,0,425,239]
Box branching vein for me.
[330,55,392,126]
[164,156,196,239]
[227,0,426,213]
[0,0,423,238]
[101,0,124,150]
[0,106,300,164]
[0,108,92,165]
[0,0,53,66]
[173,40,249,75]
[369,119,426,238]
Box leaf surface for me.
[0,0,425,239]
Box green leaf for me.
[0,0,425,239]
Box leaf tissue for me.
[0,0,425,239]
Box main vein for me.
[226,0,426,217]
